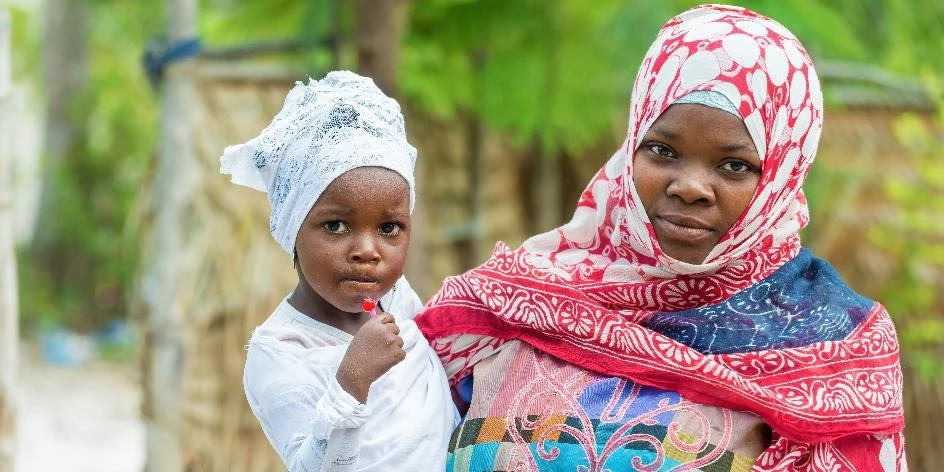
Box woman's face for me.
[632,104,761,265]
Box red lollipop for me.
[362,297,378,317]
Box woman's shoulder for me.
[794,248,877,308]
[643,248,879,354]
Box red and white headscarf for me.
[521,3,821,291]
[417,3,904,464]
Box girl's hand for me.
[335,310,405,403]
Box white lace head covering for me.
[219,70,417,254]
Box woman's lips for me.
[653,215,714,241]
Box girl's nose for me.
[349,234,381,263]
[666,167,715,205]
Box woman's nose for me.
[666,167,715,205]
[349,234,381,263]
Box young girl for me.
[220,70,458,471]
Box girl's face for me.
[632,104,761,265]
[294,167,411,315]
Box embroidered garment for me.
[244,277,459,471]
[449,342,770,471]
[415,4,906,471]
[219,70,417,254]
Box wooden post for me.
[0,9,18,472]
[33,0,87,262]
[142,1,198,471]
[353,0,433,293]
[354,0,412,95]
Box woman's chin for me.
[659,245,711,265]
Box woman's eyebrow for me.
[719,142,758,154]
[649,126,679,141]
[649,126,757,155]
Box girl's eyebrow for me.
[381,209,409,219]
[312,205,353,216]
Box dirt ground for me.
[14,342,145,472]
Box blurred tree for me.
[20,0,160,333]
[30,0,89,326]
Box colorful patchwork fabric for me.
[446,352,767,472]
[450,418,756,472]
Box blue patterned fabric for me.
[643,249,874,355]
[673,90,741,118]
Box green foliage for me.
[200,0,349,74]
[740,0,868,62]
[201,0,311,42]
[197,0,944,155]
[7,4,40,83]
[878,0,944,75]
[17,2,160,333]
[15,255,71,331]
[402,0,703,155]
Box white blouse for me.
[244,277,459,471]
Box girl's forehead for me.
[317,167,411,208]
[333,166,410,189]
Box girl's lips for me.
[340,277,381,292]
[653,215,714,242]
[342,277,379,285]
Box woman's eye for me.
[721,160,756,173]
[322,221,348,233]
[648,144,674,158]
[379,223,401,236]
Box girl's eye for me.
[721,160,757,173]
[379,223,401,236]
[647,144,675,158]
[322,221,348,233]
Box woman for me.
[416,4,906,471]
